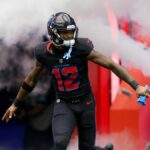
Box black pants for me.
[52,93,96,150]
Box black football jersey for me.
[35,38,94,99]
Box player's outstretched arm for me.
[2,61,44,122]
[87,50,150,97]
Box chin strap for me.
[63,46,73,60]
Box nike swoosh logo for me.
[86,100,93,105]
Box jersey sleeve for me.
[34,43,44,63]
[76,38,94,56]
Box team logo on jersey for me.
[59,59,63,64]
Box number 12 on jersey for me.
[52,66,80,91]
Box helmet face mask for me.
[47,12,78,47]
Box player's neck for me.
[52,44,68,55]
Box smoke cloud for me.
[0,0,150,77]
[0,0,150,148]
[68,130,138,150]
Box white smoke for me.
[0,0,150,148]
[0,0,150,75]
[109,0,150,46]
[68,130,137,150]
[109,0,150,27]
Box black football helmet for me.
[47,12,78,47]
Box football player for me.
[2,12,150,150]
